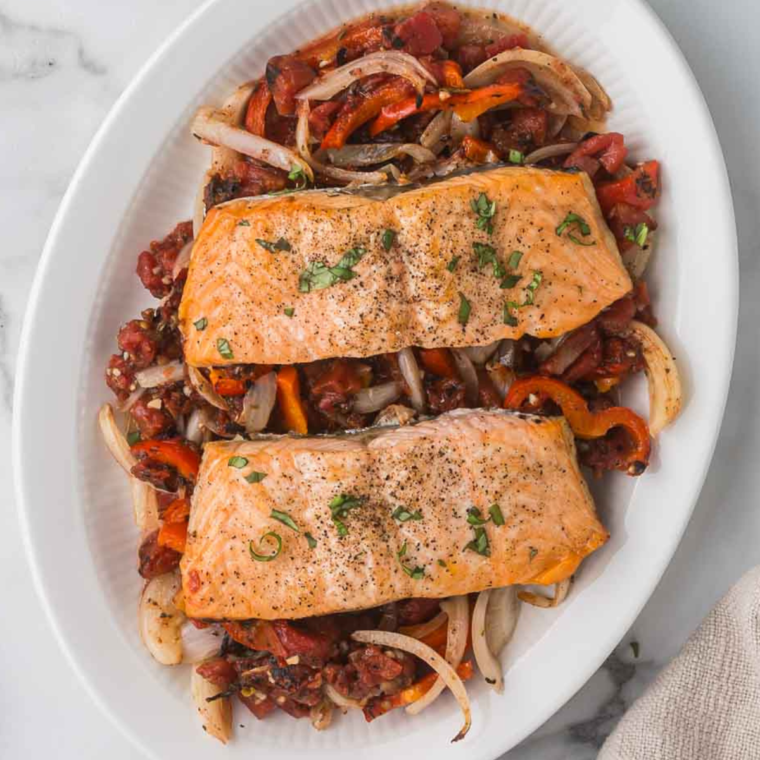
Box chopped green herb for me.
[500,274,522,289]
[529,546,538,561]
[470,192,497,234]
[249,532,282,562]
[458,292,471,326]
[329,493,363,536]
[466,507,488,526]
[437,559,447,568]
[238,220,251,227]
[392,506,423,523]
[507,250,523,269]
[271,509,299,532]
[284,307,295,318]
[299,247,367,292]
[523,270,543,305]
[381,229,395,251]
[193,317,208,331]
[228,456,248,469]
[288,165,309,189]
[473,242,506,279]
[508,149,524,164]
[503,302,519,327]
[397,541,424,579]
[127,431,141,446]
[447,256,461,272]
[489,504,505,526]
[624,222,650,248]
[464,526,490,557]
[245,471,267,483]
[305,532,317,549]
[256,237,291,253]
[630,640,640,659]
[556,212,595,246]
[217,338,233,360]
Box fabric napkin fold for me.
[599,566,760,759]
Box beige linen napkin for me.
[599,566,760,759]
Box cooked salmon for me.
[181,409,608,620]
[179,166,631,367]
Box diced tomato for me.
[393,11,443,55]
[595,160,660,213]
[565,133,628,176]
[490,106,548,154]
[605,203,657,251]
[423,3,462,48]
[454,44,487,73]
[239,693,277,719]
[485,33,530,57]
[265,55,316,116]
[196,658,237,688]
[420,57,465,88]
[461,135,499,163]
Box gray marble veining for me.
[2,0,759,757]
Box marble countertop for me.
[3,0,759,757]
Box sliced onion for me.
[449,113,480,146]
[209,81,256,175]
[139,571,184,665]
[135,360,185,389]
[451,349,479,406]
[182,621,223,664]
[464,50,592,117]
[420,110,452,152]
[194,170,210,234]
[132,478,159,534]
[117,386,146,413]
[625,321,683,436]
[295,51,435,101]
[192,106,313,182]
[353,381,402,414]
[398,610,448,639]
[547,113,568,139]
[191,664,232,744]
[296,101,392,186]
[407,596,469,715]
[462,340,501,365]
[98,403,136,473]
[570,66,612,121]
[351,630,471,741]
[310,698,334,730]
[184,407,204,445]
[374,404,417,427]
[485,586,520,656]
[398,348,426,412]
[496,339,518,369]
[518,578,571,608]
[242,371,277,434]
[187,366,228,411]
[622,241,653,281]
[324,683,364,710]
[524,142,578,165]
[172,241,193,279]
[456,14,531,47]
[487,365,515,401]
[472,590,504,693]
[322,143,435,168]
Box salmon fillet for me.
[181,409,608,620]
[179,166,631,367]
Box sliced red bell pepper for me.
[369,82,523,137]
[157,521,188,554]
[503,376,651,474]
[244,80,272,136]
[419,347,459,379]
[130,439,201,481]
[297,21,386,69]
[320,77,416,150]
[461,135,498,163]
[212,377,247,396]
[276,366,309,435]
[162,497,190,523]
[595,160,660,214]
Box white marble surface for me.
[2,0,759,757]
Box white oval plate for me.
[14,0,737,758]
